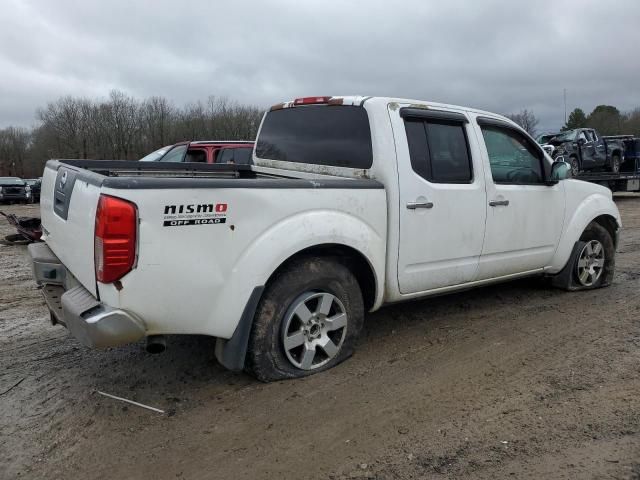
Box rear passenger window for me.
[404,119,472,183]
[184,149,206,163]
[217,147,253,165]
[217,148,234,164]
[234,147,253,165]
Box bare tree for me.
[506,109,539,137]
[1,91,264,175]
[141,96,175,151]
[0,127,31,176]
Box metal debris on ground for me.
[0,211,42,244]
[96,390,165,414]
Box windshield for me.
[158,144,188,162]
[553,130,578,142]
[537,133,559,144]
[0,177,24,186]
[139,146,171,162]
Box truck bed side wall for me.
[97,186,387,339]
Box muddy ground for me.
[1,199,639,480]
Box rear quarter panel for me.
[97,186,387,338]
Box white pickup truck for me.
[29,96,621,381]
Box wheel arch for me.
[264,243,378,312]
[214,242,380,373]
[549,194,621,274]
[592,214,620,249]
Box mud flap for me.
[214,286,264,372]
[550,241,584,291]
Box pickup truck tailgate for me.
[40,164,100,296]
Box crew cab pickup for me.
[29,96,621,382]
[548,128,625,176]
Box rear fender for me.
[212,210,385,371]
[221,209,386,321]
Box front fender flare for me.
[548,193,621,274]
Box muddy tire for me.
[551,222,615,291]
[245,257,364,382]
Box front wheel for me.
[552,222,615,290]
[245,257,364,382]
[570,157,580,176]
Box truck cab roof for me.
[273,95,514,123]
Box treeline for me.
[0,90,264,177]
[507,105,640,138]
[562,105,640,136]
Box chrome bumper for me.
[28,243,145,349]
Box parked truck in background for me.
[602,135,640,172]
[29,96,621,381]
[547,128,625,176]
[0,177,31,204]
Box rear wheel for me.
[609,154,621,173]
[570,156,580,176]
[245,257,364,382]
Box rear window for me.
[255,106,373,169]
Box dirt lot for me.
[1,199,639,480]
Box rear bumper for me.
[28,243,145,348]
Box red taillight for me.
[293,96,332,105]
[94,194,137,283]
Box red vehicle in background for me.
[140,140,254,164]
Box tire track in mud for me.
[1,200,640,479]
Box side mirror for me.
[577,138,586,146]
[550,160,572,181]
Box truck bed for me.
[52,160,381,190]
[39,159,387,340]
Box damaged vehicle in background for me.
[29,95,620,382]
[547,128,625,176]
[139,140,254,164]
[536,132,562,157]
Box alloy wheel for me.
[282,291,348,370]
[576,240,605,287]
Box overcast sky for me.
[1,0,640,132]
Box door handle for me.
[489,199,509,207]
[406,201,434,209]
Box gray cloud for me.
[1,0,639,132]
